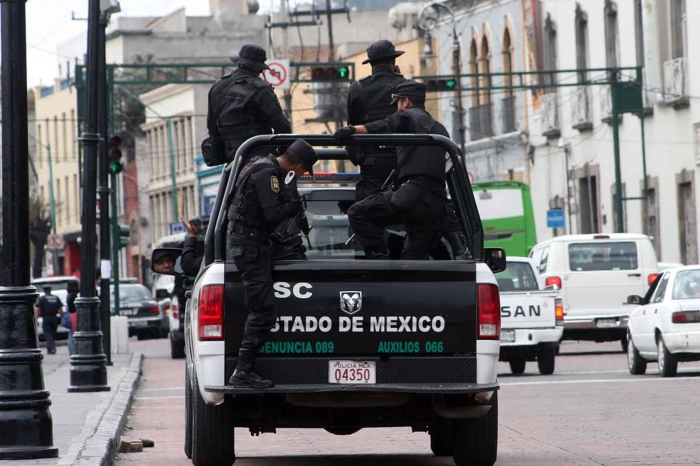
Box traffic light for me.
[108,135,123,174]
[425,78,458,92]
[117,224,130,249]
[311,66,351,82]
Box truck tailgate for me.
[500,291,558,329]
[224,260,478,386]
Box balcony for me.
[501,96,516,133]
[663,57,689,108]
[540,93,560,138]
[469,103,494,141]
[571,86,593,131]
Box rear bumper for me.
[663,331,700,354]
[128,315,167,330]
[563,315,628,330]
[500,327,563,346]
[205,382,499,395]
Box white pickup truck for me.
[496,257,563,375]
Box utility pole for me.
[610,73,624,233]
[69,0,110,393]
[0,0,58,458]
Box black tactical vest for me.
[212,75,272,147]
[227,156,277,235]
[396,108,450,185]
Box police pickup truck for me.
[153,135,506,466]
[496,257,563,375]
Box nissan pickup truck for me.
[496,257,563,375]
[152,134,506,466]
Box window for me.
[538,246,550,274]
[110,285,151,303]
[53,117,59,162]
[568,242,639,272]
[62,113,67,163]
[65,176,70,225]
[495,261,539,291]
[634,0,645,67]
[575,3,589,82]
[604,1,619,69]
[543,14,557,91]
[73,174,79,223]
[502,28,516,133]
[56,178,61,227]
[652,273,669,303]
[642,177,660,260]
[70,109,77,158]
[469,39,479,107]
[37,125,43,168]
[671,0,686,59]
[480,36,491,105]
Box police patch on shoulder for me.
[270,176,280,193]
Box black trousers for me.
[355,164,394,202]
[349,180,445,260]
[42,317,58,353]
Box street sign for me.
[263,60,290,90]
[203,195,217,216]
[169,223,186,235]
[47,234,65,250]
[547,209,566,228]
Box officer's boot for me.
[446,232,472,260]
[229,348,274,389]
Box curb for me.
[61,353,143,466]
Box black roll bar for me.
[205,134,484,265]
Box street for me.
[114,339,700,466]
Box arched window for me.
[480,35,491,105]
[575,3,589,82]
[543,14,557,91]
[469,38,479,107]
[502,27,516,132]
[604,0,619,68]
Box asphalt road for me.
[114,339,700,466]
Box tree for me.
[29,195,53,279]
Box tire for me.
[159,327,169,339]
[429,417,452,457]
[136,332,149,341]
[509,358,526,375]
[171,334,186,359]
[627,333,647,375]
[185,365,193,459]
[657,336,678,378]
[324,428,361,436]
[453,391,498,466]
[191,370,236,466]
[537,346,556,375]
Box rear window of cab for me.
[568,241,638,271]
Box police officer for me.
[205,44,291,166]
[180,214,208,277]
[228,139,318,388]
[335,81,448,259]
[346,40,407,202]
[36,286,64,355]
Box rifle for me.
[284,172,312,250]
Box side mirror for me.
[151,248,184,276]
[484,248,507,274]
[626,295,643,305]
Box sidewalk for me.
[1,346,143,466]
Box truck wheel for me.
[509,358,526,375]
[184,365,193,459]
[429,417,452,456]
[537,346,556,375]
[191,371,236,466]
[171,333,185,359]
[453,391,498,466]
[627,333,647,375]
[657,337,678,378]
[324,428,361,436]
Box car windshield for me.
[495,262,539,291]
[111,285,152,303]
[568,242,638,271]
[672,270,700,300]
[304,199,364,259]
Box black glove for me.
[334,126,356,144]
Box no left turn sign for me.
[263,60,290,90]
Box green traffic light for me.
[445,79,457,89]
[109,162,123,174]
[338,67,349,79]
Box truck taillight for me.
[478,284,500,340]
[545,276,562,289]
[555,298,564,325]
[198,285,224,341]
[151,304,160,314]
[648,273,659,285]
[672,310,700,324]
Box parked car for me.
[529,233,659,352]
[32,276,80,292]
[658,262,684,272]
[497,257,564,375]
[103,284,168,340]
[626,265,700,377]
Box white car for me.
[627,265,700,377]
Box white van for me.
[529,234,659,350]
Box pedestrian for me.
[346,40,407,202]
[335,81,449,260]
[202,44,291,167]
[36,286,64,355]
[227,139,318,388]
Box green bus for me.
[471,180,537,257]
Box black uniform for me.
[37,291,63,354]
[346,66,407,201]
[348,107,449,259]
[227,150,310,379]
[181,236,203,277]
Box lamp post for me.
[418,1,465,154]
[0,0,58,458]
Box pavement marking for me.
[140,387,185,392]
[502,375,700,386]
[134,395,185,400]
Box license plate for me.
[596,318,618,328]
[500,329,516,343]
[328,361,376,384]
[121,309,135,316]
[129,320,148,328]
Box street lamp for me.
[417,1,465,154]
